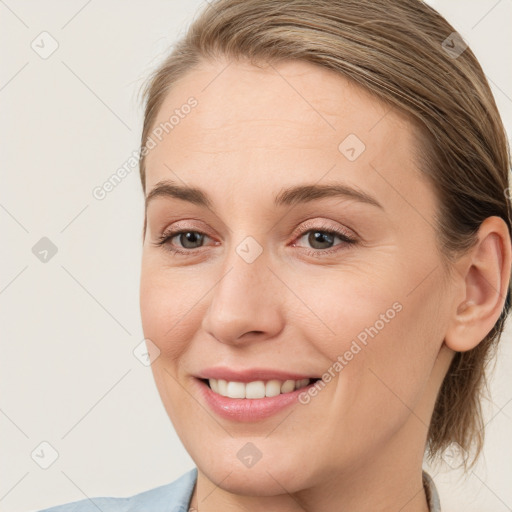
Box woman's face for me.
[140,58,455,494]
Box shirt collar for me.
[184,468,441,511]
[423,470,441,512]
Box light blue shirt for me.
[35,468,441,511]
[36,468,198,512]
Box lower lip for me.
[194,378,316,422]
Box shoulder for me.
[35,467,198,512]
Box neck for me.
[189,421,431,512]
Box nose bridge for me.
[222,232,271,297]
[201,235,283,343]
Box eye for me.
[291,221,357,257]
[152,221,358,257]
[153,229,214,254]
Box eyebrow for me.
[145,179,384,211]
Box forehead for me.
[144,58,430,214]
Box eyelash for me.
[153,222,357,258]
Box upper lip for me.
[196,367,319,383]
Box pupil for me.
[182,232,203,248]
[310,231,333,249]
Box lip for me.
[193,373,320,422]
[196,366,317,383]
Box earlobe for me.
[444,216,511,353]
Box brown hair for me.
[138,0,512,469]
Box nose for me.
[201,243,285,346]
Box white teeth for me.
[226,381,246,399]
[246,380,265,399]
[217,379,227,396]
[265,379,282,397]
[280,380,295,393]
[207,378,313,398]
[297,378,309,389]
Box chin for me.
[206,466,305,496]
[194,447,314,496]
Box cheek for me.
[297,263,445,436]
[339,278,446,436]
[139,262,204,436]
[139,261,200,361]
[287,265,402,361]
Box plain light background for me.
[1,1,511,511]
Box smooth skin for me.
[139,57,511,512]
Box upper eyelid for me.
[291,218,357,239]
[146,198,370,237]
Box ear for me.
[444,216,512,352]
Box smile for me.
[195,375,322,422]
[204,378,317,399]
